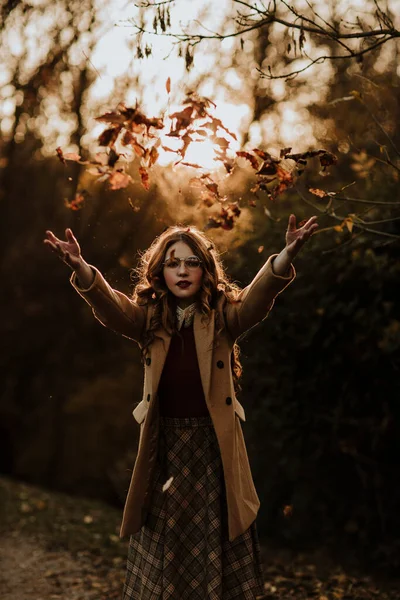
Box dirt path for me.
[1,476,400,599]
[0,531,125,600]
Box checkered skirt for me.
[122,415,264,599]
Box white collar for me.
[176,302,197,330]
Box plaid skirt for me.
[122,415,264,599]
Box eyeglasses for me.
[163,256,203,270]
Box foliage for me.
[131,0,400,79]
[238,220,400,569]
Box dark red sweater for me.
[157,321,210,417]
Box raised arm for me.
[44,228,147,343]
[225,214,318,340]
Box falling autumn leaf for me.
[64,192,86,211]
[98,127,121,147]
[283,504,293,518]
[108,170,132,190]
[54,95,341,234]
[180,162,204,169]
[344,217,354,233]
[169,106,194,132]
[149,146,159,166]
[165,77,171,94]
[56,147,66,165]
[162,476,174,492]
[236,151,260,170]
[107,148,120,168]
[139,166,150,190]
[309,188,327,198]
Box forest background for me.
[1,0,400,573]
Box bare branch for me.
[336,196,400,206]
[295,186,400,240]
[127,0,399,79]
[261,36,390,80]
[135,0,174,6]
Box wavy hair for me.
[130,224,244,394]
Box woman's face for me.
[163,241,203,308]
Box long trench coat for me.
[70,253,295,542]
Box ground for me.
[1,476,399,599]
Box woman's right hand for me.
[43,228,82,270]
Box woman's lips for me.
[177,281,191,288]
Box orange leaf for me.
[236,151,259,170]
[283,504,293,518]
[95,111,126,125]
[139,166,150,190]
[149,146,159,166]
[98,126,120,147]
[56,147,66,165]
[108,170,132,190]
[64,192,85,211]
[166,77,171,94]
[309,188,327,198]
[180,162,203,169]
[345,218,354,233]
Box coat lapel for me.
[150,308,215,404]
[150,326,171,401]
[193,309,215,404]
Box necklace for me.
[176,302,197,330]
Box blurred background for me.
[1,0,400,577]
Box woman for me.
[44,213,318,599]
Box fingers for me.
[287,214,297,231]
[43,231,58,252]
[302,215,318,231]
[65,228,75,242]
[45,230,58,244]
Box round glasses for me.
[163,256,202,270]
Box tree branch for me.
[295,186,400,240]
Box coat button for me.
[146,357,151,366]
[217,360,224,368]
[226,396,232,405]
[147,393,151,402]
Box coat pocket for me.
[234,398,246,422]
[132,399,148,424]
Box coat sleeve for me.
[224,254,296,341]
[70,265,147,343]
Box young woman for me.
[44,214,318,599]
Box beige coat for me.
[70,253,295,541]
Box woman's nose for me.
[177,260,188,275]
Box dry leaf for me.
[236,151,260,170]
[309,188,327,198]
[108,171,132,190]
[283,504,293,518]
[162,476,174,492]
[56,147,66,165]
[139,166,150,190]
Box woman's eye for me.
[186,259,200,268]
[167,259,179,268]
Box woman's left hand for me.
[285,214,319,259]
